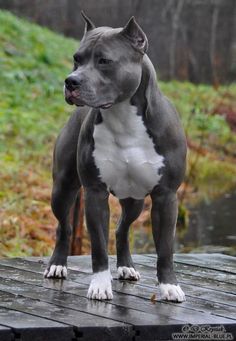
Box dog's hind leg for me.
[44,111,83,278]
[116,198,143,281]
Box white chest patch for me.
[93,101,164,199]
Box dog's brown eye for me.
[98,58,113,65]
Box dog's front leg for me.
[84,186,113,300]
[151,188,186,302]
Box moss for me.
[186,151,236,202]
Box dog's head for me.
[64,12,148,109]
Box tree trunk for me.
[70,188,84,255]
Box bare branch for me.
[210,4,219,85]
[169,0,185,79]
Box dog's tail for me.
[70,188,84,255]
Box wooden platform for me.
[0,254,235,341]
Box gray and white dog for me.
[44,12,187,302]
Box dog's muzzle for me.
[64,86,84,106]
[64,84,113,109]
[63,75,84,106]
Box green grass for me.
[0,10,235,256]
[0,10,78,256]
[160,81,236,155]
[0,10,77,172]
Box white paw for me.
[117,266,141,280]
[159,283,186,302]
[87,269,113,300]
[44,265,67,278]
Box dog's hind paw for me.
[159,283,186,302]
[44,265,67,279]
[117,266,141,281]
[87,269,113,300]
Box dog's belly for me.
[93,102,164,199]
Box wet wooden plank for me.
[8,255,236,286]
[66,263,236,309]
[0,270,184,326]
[109,255,236,294]
[118,262,236,295]
[0,307,74,341]
[1,257,236,310]
[0,282,177,328]
[147,253,236,274]
[129,254,236,285]
[65,254,236,284]
[0,260,235,323]
[0,289,131,328]
[37,255,236,300]
[175,262,236,285]
[0,325,12,341]
[0,291,133,341]
[0,269,231,326]
[0,254,235,341]
[175,253,236,272]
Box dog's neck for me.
[129,55,162,114]
[100,99,137,132]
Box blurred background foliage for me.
[0,10,236,257]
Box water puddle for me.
[132,191,236,255]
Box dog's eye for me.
[73,54,81,65]
[98,58,113,65]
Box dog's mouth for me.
[99,103,113,109]
[65,88,85,106]
[64,88,113,109]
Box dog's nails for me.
[62,266,67,278]
[55,265,63,277]
[43,269,49,277]
[129,268,136,277]
[47,265,56,277]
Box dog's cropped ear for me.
[121,17,148,54]
[81,11,95,33]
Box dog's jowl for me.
[44,12,187,303]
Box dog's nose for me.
[65,76,81,90]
